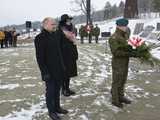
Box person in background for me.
[8,30,13,47]
[0,30,5,48]
[12,28,20,47]
[79,25,86,44]
[93,24,100,43]
[4,29,9,48]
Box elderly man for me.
[34,17,68,120]
[109,18,135,108]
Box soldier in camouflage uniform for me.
[109,18,134,108]
[93,24,100,43]
[79,25,87,44]
[88,24,93,43]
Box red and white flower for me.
[128,36,144,49]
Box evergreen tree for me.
[138,0,153,13]
[104,2,112,19]
[111,4,118,18]
[118,1,125,16]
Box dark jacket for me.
[34,29,65,81]
[79,26,88,37]
[58,23,78,77]
[109,28,133,58]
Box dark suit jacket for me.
[34,29,65,81]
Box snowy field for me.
[0,40,160,120]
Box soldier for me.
[4,29,9,48]
[87,24,93,43]
[12,28,20,47]
[109,18,136,108]
[93,24,100,43]
[79,25,85,44]
[8,30,13,47]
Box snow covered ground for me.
[0,17,160,120]
[0,40,160,120]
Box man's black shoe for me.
[56,107,68,114]
[120,97,132,104]
[49,112,61,120]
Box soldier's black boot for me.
[120,97,132,104]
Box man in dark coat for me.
[109,18,136,108]
[34,17,68,120]
[59,14,78,97]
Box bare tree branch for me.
[82,0,87,11]
[70,0,87,15]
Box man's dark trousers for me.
[45,79,61,113]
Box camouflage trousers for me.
[111,57,129,104]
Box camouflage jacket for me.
[93,27,100,36]
[79,26,88,37]
[109,28,131,58]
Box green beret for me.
[116,18,129,26]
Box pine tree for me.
[138,0,153,13]
[104,2,112,19]
[111,4,118,18]
[119,1,125,14]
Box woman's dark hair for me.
[59,21,73,32]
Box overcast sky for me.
[0,0,124,27]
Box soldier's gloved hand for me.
[42,74,51,81]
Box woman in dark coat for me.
[58,14,78,96]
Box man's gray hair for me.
[42,17,54,28]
